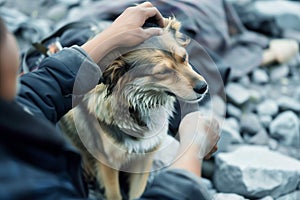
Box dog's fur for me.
[59,18,208,200]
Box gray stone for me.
[269,111,300,147]
[218,119,243,152]
[276,191,300,200]
[227,103,242,119]
[249,89,262,102]
[268,138,279,151]
[46,4,68,21]
[270,64,289,81]
[213,193,248,200]
[245,129,270,145]
[213,146,300,198]
[238,75,251,87]
[240,113,263,135]
[277,96,300,113]
[226,83,250,106]
[256,99,279,116]
[226,117,240,131]
[259,115,273,128]
[293,87,300,101]
[252,69,269,84]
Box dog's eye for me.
[181,54,187,63]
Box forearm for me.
[81,29,119,63]
[171,146,202,177]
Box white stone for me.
[213,146,300,198]
[213,193,248,200]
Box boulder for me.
[213,146,300,198]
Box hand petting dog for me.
[82,1,165,63]
[178,111,220,159]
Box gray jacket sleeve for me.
[139,169,212,200]
[16,45,101,123]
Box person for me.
[0,2,220,200]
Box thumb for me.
[143,27,163,39]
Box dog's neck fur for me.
[84,84,176,153]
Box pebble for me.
[226,83,251,106]
[256,99,279,116]
[252,69,269,84]
[269,111,300,147]
[277,96,300,113]
[240,113,263,135]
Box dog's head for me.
[100,18,207,105]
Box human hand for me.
[178,112,221,159]
[104,1,164,48]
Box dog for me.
[59,17,208,200]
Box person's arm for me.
[16,2,164,123]
[139,111,220,200]
[171,112,220,176]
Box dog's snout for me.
[193,81,207,94]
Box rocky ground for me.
[207,54,300,200]
[1,0,300,200]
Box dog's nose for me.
[193,81,207,94]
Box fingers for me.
[138,1,154,8]
[137,2,165,27]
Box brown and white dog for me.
[59,18,208,200]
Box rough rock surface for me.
[213,146,300,198]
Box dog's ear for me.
[164,17,190,47]
[101,59,130,96]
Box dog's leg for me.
[128,172,150,200]
[96,162,122,200]
[128,154,154,200]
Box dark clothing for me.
[0,99,87,200]
[0,46,211,199]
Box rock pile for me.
[209,53,300,199]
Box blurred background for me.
[1,0,300,199]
